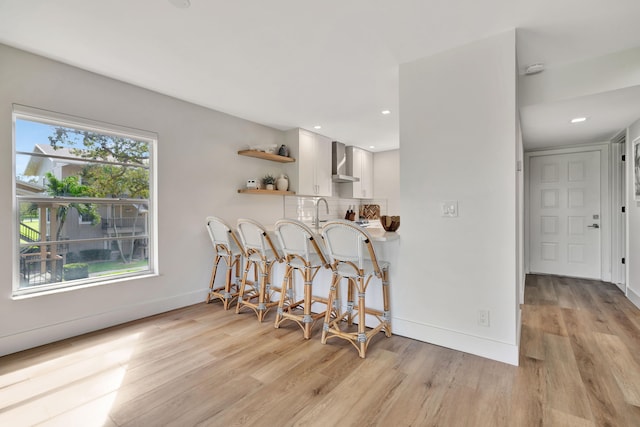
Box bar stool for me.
[235,218,282,322]
[205,216,243,309]
[321,219,391,358]
[273,218,331,339]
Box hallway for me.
[520,274,640,425]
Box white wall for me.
[373,149,400,215]
[626,119,640,308]
[0,44,289,356]
[398,31,519,365]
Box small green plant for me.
[79,249,112,261]
[262,174,276,185]
[63,263,89,280]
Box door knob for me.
[587,224,600,229]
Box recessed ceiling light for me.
[369,146,375,149]
[570,117,587,124]
[168,0,190,8]
[381,110,391,115]
[313,125,322,129]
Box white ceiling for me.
[521,86,640,150]
[1,0,640,151]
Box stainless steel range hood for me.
[332,141,359,183]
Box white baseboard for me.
[628,287,640,310]
[393,317,519,366]
[0,290,204,357]
[3,294,523,366]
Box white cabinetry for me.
[285,128,332,197]
[342,146,373,199]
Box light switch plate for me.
[441,200,458,217]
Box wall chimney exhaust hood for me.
[332,141,360,183]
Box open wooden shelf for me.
[238,189,296,195]
[238,150,295,163]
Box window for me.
[79,210,94,225]
[14,105,156,296]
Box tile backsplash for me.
[284,196,388,222]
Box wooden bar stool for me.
[235,218,282,322]
[205,216,243,309]
[320,219,391,358]
[273,219,332,339]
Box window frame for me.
[12,104,158,298]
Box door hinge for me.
[622,155,626,161]
[622,206,626,213]
[622,258,626,264]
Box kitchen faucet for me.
[313,197,329,227]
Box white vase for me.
[276,175,289,191]
[266,184,275,190]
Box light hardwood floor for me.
[1,274,640,426]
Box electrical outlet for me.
[478,309,490,327]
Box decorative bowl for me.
[380,215,400,231]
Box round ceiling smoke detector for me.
[169,0,190,8]
[524,63,545,75]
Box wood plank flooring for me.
[1,274,639,426]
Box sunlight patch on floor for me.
[0,333,140,426]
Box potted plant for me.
[262,174,276,190]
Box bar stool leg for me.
[234,255,242,292]
[232,254,241,303]
[331,274,342,321]
[236,258,252,314]
[275,263,293,328]
[321,273,340,344]
[285,265,295,310]
[206,254,221,303]
[257,262,266,322]
[382,267,392,337]
[346,277,356,326]
[357,280,367,358]
[222,255,233,309]
[303,266,313,339]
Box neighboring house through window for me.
[13,105,157,296]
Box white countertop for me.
[266,221,399,242]
[364,226,400,242]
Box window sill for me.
[12,271,159,300]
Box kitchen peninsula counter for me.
[264,221,399,242]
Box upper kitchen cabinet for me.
[341,146,373,199]
[285,128,332,197]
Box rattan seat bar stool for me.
[235,218,283,322]
[205,216,243,309]
[321,219,391,358]
[273,218,332,339]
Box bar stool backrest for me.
[321,219,382,274]
[236,218,280,259]
[274,218,327,265]
[206,216,242,255]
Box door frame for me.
[610,132,626,291]
[524,143,611,282]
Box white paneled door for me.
[529,151,601,279]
